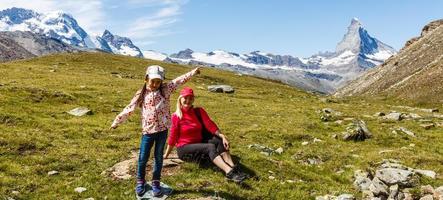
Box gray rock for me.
[388,184,399,200]
[337,194,355,200]
[420,185,434,195]
[419,194,433,200]
[353,170,372,191]
[361,190,375,199]
[396,127,416,137]
[48,170,59,176]
[208,85,234,93]
[375,168,416,187]
[414,169,436,179]
[383,112,403,121]
[420,123,435,130]
[275,147,284,154]
[434,186,443,199]
[369,177,389,196]
[307,157,323,165]
[315,195,336,200]
[67,107,92,116]
[342,120,372,141]
[74,187,87,193]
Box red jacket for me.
[168,107,219,147]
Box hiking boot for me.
[226,169,246,183]
[151,180,162,197]
[232,165,247,178]
[135,179,146,197]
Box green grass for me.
[1,52,442,199]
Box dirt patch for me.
[102,151,183,180]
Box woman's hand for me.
[164,145,173,159]
[221,135,230,150]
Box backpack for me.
[193,107,213,143]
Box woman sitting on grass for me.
[163,87,247,183]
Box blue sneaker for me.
[135,179,146,197]
[151,180,162,197]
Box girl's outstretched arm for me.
[166,67,201,94]
[110,89,141,129]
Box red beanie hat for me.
[180,87,194,97]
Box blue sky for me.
[1,0,443,57]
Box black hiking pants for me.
[177,136,227,162]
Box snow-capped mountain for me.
[144,18,396,93]
[0,7,143,57]
[99,30,143,57]
[307,18,397,86]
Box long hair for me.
[136,75,164,107]
[174,95,183,119]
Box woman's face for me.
[181,96,194,108]
[147,78,162,91]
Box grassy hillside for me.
[1,52,442,199]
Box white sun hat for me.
[146,65,165,80]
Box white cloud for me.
[124,0,187,47]
[0,0,105,34]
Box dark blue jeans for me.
[136,130,167,181]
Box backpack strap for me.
[193,107,213,142]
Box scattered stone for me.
[410,143,415,147]
[353,170,371,191]
[268,176,275,180]
[396,127,416,137]
[80,85,86,89]
[434,186,443,199]
[331,134,338,139]
[375,168,416,187]
[307,157,323,165]
[248,144,282,156]
[414,169,436,179]
[286,180,295,183]
[420,123,435,130]
[383,112,403,121]
[404,113,423,120]
[420,185,434,195]
[48,170,59,176]
[11,191,19,195]
[342,120,372,141]
[316,194,355,200]
[321,113,332,122]
[313,138,322,143]
[84,198,95,200]
[388,184,399,200]
[275,147,284,154]
[337,194,354,200]
[75,187,87,193]
[369,177,389,196]
[208,85,234,93]
[419,194,434,200]
[302,141,309,146]
[315,195,337,200]
[335,120,343,124]
[67,107,92,116]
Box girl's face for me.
[147,78,162,91]
[180,96,194,108]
